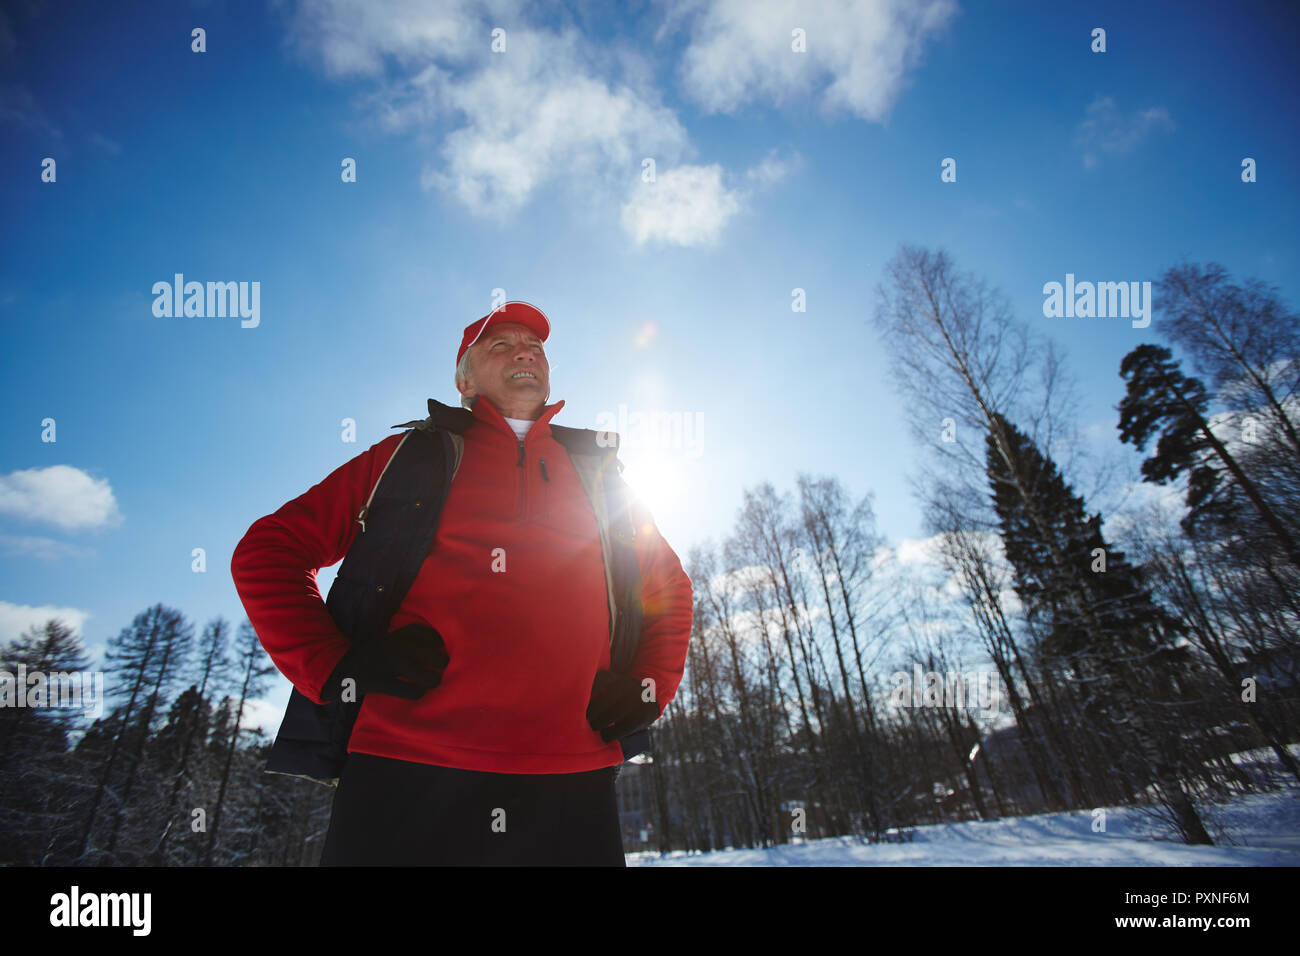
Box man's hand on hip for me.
[324,622,450,702]
[586,670,659,742]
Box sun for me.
[620,456,682,520]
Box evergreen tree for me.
[984,411,1213,844]
[205,620,276,864]
[146,685,214,864]
[147,616,233,864]
[0,619,93,864]
[0,618,91,761]
[1118,342,1300,567]
[74,604,192,863]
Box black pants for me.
[319,752,627,866]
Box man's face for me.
[459,321,550,412]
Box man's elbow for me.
[229,518,265,588]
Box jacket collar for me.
[392,397,616,457]
[469,394,566,442]
[391,396,566,440]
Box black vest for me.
[263,398,647,786]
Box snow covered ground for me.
[629,747,1300,866]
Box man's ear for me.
[455,363,476,400]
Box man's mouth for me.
[511,370,537,380]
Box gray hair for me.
[454,347,476,409]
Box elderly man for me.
[231,301,693,865]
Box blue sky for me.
[2,0,1297,727]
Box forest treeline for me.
[1,249,1296,864]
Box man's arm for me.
[625,498,694,719]
[230,433,406,706]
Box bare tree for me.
[1156,262,1300,460]
[795,473,891,837]
[204,620,275,865]
[872,244,1215,844]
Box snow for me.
[628,747,1300,866]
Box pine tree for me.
[74,604,192,863]
[146,685,214,864]
[0,619,93,864]
[0,618,91,762]
[204,620,276,864]
[984,411,1213,844]
[147,616,233,864]
[1118,342,1300,567]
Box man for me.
[230,301,693,865]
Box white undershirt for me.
[503,416,536,441]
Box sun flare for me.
[620,456,682,519]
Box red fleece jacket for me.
[230,396,694,773]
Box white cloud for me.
[280,0,483,78]
[240,696,286,738]
[0,600,91,646]
[744,147,803,188]
[285,1,693,225]
[1074,95,1174,169]
[709,562,769,593]
[0,534,94,560]
[0,82,62,140]
[0,465,123,531]
[422,28,691,221]
[282,2,829,244]
[1102,478,1189,546]
[673,0,958,121]
[885,530,1024,616]
[622,148,801,246]
[355,62,453,132]
[621,163,741,246]
[894,533,947,567]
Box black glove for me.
[323,622,450,703]
[586,670,660,743]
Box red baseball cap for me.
[457,301,551,368]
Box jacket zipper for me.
[516,438,526,518]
